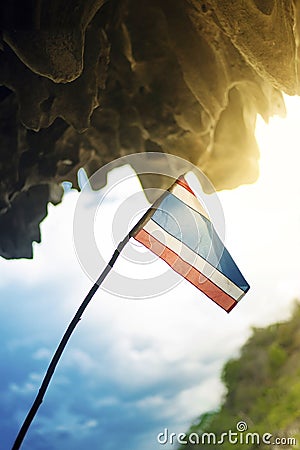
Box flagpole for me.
[11,186,166,450]
[11,234,130,450]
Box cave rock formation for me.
[0,0,297,258]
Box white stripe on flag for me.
[170,182,210,220]
[143,219,245,302]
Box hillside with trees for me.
[180,302,300,449]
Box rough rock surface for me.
[0,0,298,258]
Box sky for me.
[1,94,300,449]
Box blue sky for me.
[1,95,300,449]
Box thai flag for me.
[131,175,250,312]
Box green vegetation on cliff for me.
[180,302,300,449]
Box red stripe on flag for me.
[134,229,237,313]
[176,176,196,196]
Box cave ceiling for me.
[0,0,298,258]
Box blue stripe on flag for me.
[151,193,249,292]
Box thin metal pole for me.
[11,234,130,450]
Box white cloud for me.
[0,191,83,288]
[32,348,52,360]
[9,372,42,395]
